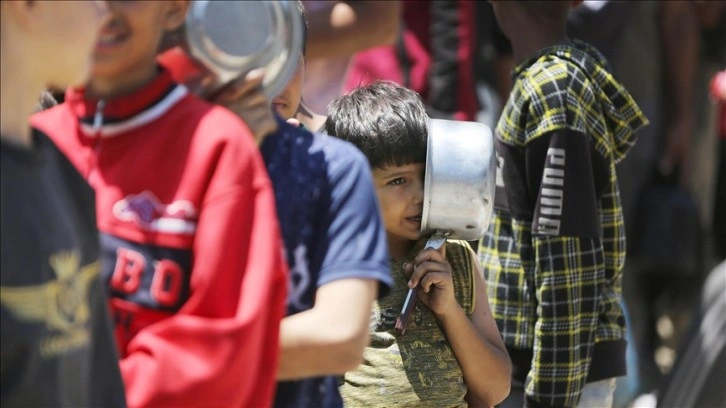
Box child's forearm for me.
[278,278,377,380]
[439,306,511,406]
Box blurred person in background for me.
[693,1,726,263]
[344,0,479,121]
[480,1,649,406]
[299,0,400,128]
[179,3,395,407]
[32,1,289,406]
[711,69,726,261]
[1,1,126,406]
[567,2,712,401]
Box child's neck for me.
[0,53,40,148]
[387,233,416,261]
[86,64,159,100]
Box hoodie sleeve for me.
[522,128,611,408]
[118,131,288,408]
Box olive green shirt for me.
[340,239,476,407]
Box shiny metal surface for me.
[420,119,496,241]
[184,0,304,98]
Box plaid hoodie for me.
[478,40,647,408]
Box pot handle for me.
[424,230,450,250]
[395,230,450,335]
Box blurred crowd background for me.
[300,1,726,406]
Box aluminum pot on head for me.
[395,118,496,335]
[158,0,304,99]
[420,118,497,242]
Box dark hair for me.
[296,0,308,56]
[325,81,428,168]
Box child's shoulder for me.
[444,239,474,272]
[502,42,609,144]
[517,47,597,98]
[173,91,257,146]
[516,41,613,96]
[444,239,476,314]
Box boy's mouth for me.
[406,216,422,223]
[97,31,127,47]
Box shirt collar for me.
[65,67,189,138]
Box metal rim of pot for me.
[184,0,305,99]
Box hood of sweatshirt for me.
[513,40,649,163]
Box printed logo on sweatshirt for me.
[0,251,96,357]
[113,190,198,234]
[535,148,565,236]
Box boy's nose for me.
[412,179,424,206]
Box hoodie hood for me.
[513,40,649,163]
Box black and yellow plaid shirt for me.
[478,40,647,408]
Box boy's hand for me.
[212,69,278,144]
[404,245,458,319]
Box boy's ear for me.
[162,0,190,32]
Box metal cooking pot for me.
[159,0,304,99]
[396,118,496,335]
[421,118,496,241]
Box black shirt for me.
[1,131,126,407]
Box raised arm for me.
[659,1,699,183]
[407,244,511,406]
[455,249,511,407]
[304,1,400,59]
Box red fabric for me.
[157,47,207,85]
[31,71,288,408]
[344,0,478,121]
[454,1,476,122]
[710,70,726,139]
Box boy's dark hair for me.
[325,81,428,168]
[296,0,308,56]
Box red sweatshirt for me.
[31,69,288,407]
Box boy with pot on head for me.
[325,80,511,407]
[31,1,288,407]
[479,1,648,407]
[1,1,126,406]
[208,3,393,407]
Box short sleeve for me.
[313,139,393,298]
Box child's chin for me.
[406,231,422,241]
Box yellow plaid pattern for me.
[479,40,647,407]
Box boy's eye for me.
[388,177,406,186]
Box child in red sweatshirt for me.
[32,1,288,406]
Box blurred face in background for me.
[91,1,187,81]
[271,55,305,120]
[1,1,110,88]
